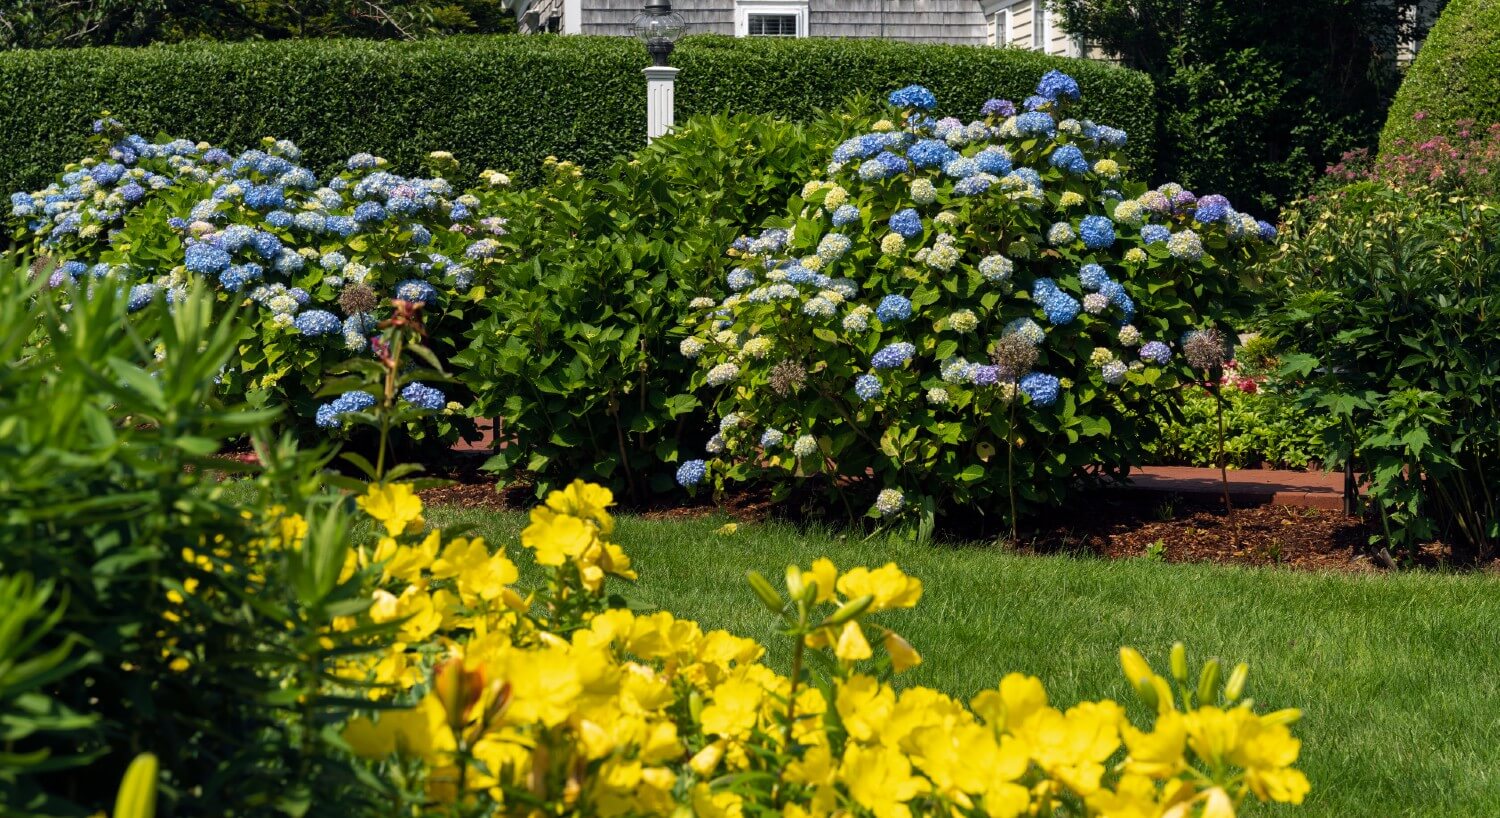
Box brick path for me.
[1124,466,1353,510]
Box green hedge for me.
[1381,0,1500,150]
[0,34,1154,194]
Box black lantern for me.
[632,0,686,66]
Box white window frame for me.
[982,2,1011,47]
[1032,0,1049,52]
[734,1,809,38]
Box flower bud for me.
[820,594,874,628]
[746,570,784,614]
[1170,642,1189,684]
[784,565,805,600]
[1261,707,1303,726]
[1197,659,1221,706]
[1224,662,1249,703]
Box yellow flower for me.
[835,674,895,743]
[342,694,456,762]
[1016,701,1123,797]
[690,782,743,818]
[802,557,839,604]
[882,630,922,672]
[544,479,615,535]
[972,673,1050,733]
[1122,710,1188,779]
[376,529,439,584]
[1086,773,1168,818]
[700,676,765,740]
[836,563,923,611]
[520,507,597,566]
[357,483,425,537]
[838,743,930,818]
[834,620,873,662]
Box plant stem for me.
[1214,382,1238,549]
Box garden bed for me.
[412,456,1455,572]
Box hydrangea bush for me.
[679,72,1273,526]
[7,115,511,437]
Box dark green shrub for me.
[0,34,1155,196]
[1145,383,1332,470]
[1259,179,1500,561]
[0,268,389,816]
[1381,0,1500,152]
[1054,0,1420,211]
[454,111,847,499]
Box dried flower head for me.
[1184,328,1228,371]
[338,283,378,316]
[990,333,1039,380]
[768,359,807,397]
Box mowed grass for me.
[426,504,1500,818]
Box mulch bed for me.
[225,451,1458,572]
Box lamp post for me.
[632,0,685,142]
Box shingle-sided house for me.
[514,0,1096,58]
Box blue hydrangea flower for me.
[1140,341,1173,365]
[676,459,707,487]
[249,230,282,260]
[876,294,913,323]
[294,309,341,336]
[293,212,326,233]
[1015,112,1057,138]
[1099,280,1136,321]
[974,146,1013,176]
[860,151,911,181]
[832,204,862,227]
[1141,224,1171,245]
[314,390,376,429]
[411,224,433,246]
[1032,278,1082,325]
[1079,215,1116,249]
[871,342,916,370]
[1024,95,1051,112]
[980,98,1016,117]
[889,208,923,239]
[954,175,994,197]
[395,279,437,304]
[184,242,231,275]
[326,216,357,237]
[1079,263,1109,291]
[119,182,145,203]
[126,283,157,312]
[243,184,285,211]
[888,85,937,110]
[353,201,386,223]
[1036,70,1082,103]
[1050,144,1089,175]
[760,428,784,448]
[1257,220,1278,242]
[264,210,293,228]
[908,139,959,169]
[321,252,348,271]
[854,374,882,401]
[274,250,305,274]
[1019,372,1061,407]
[727,268,756,291]
[401,381,446,410]
[970,364,1001,386]
[220,263,263,291]
[1193,194,1231,224]
[346,153,379,170]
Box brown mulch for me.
[220,450,1456,573]
[1021,495,1379,571]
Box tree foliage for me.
[1050,0,1433,210]
[0,0,516,49]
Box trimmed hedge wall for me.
[0,34,1155,193]
[1381,0,1500,151]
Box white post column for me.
[644,65,679,142]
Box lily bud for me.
[1197,659,1221,706]
[883,630,922,672]
[1132,676,1159,711]
[1261,707,1303,726]
[1170,642,1189,684]
[784,565,805,600]
[820,594,874,628]
[746,570,784,614]
[1119,647,1153,685]
[1224,662,1249,703]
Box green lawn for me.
[428,504,1500,818]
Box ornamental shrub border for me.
[0,34,1155,196]
[1379,0,1500,153]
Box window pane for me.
[748,14,797,36]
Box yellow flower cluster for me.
[337,480,1309,818]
